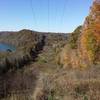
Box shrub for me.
[86,32,99,63]
[74,83,89,96]
[84,96,88,100]
[68,26,82,49]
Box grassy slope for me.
[0,29,100,100]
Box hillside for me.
[0,30,68,74]
[80,0,100,65]
[0,30,69,100]
[58,0,100,69]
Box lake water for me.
[0,43,16,52]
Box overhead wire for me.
[60,0,68,32]
[30,0,37,30]
[54,0,59,33]
[48,0,50,32]
[30,0,68,33]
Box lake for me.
[0,43,16,52]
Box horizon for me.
[0,0,92,33]
[0,29,70,34]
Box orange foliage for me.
[80,0,100,64]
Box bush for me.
[86,32,99,63]
[68,26,82,49]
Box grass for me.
[0,29,99,100]
[40,66,100,100]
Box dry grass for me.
[29,65,100,100]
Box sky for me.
[0,0,93,33]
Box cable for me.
[30,0,37,29]
[60,0,68,32]
[48,0,50,32]
[54,0,59,33]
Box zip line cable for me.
[30,0,68,32]
[48,0,50,32]
[30,0,37,29]
[54,0,59,33]
[60,0,68,32]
